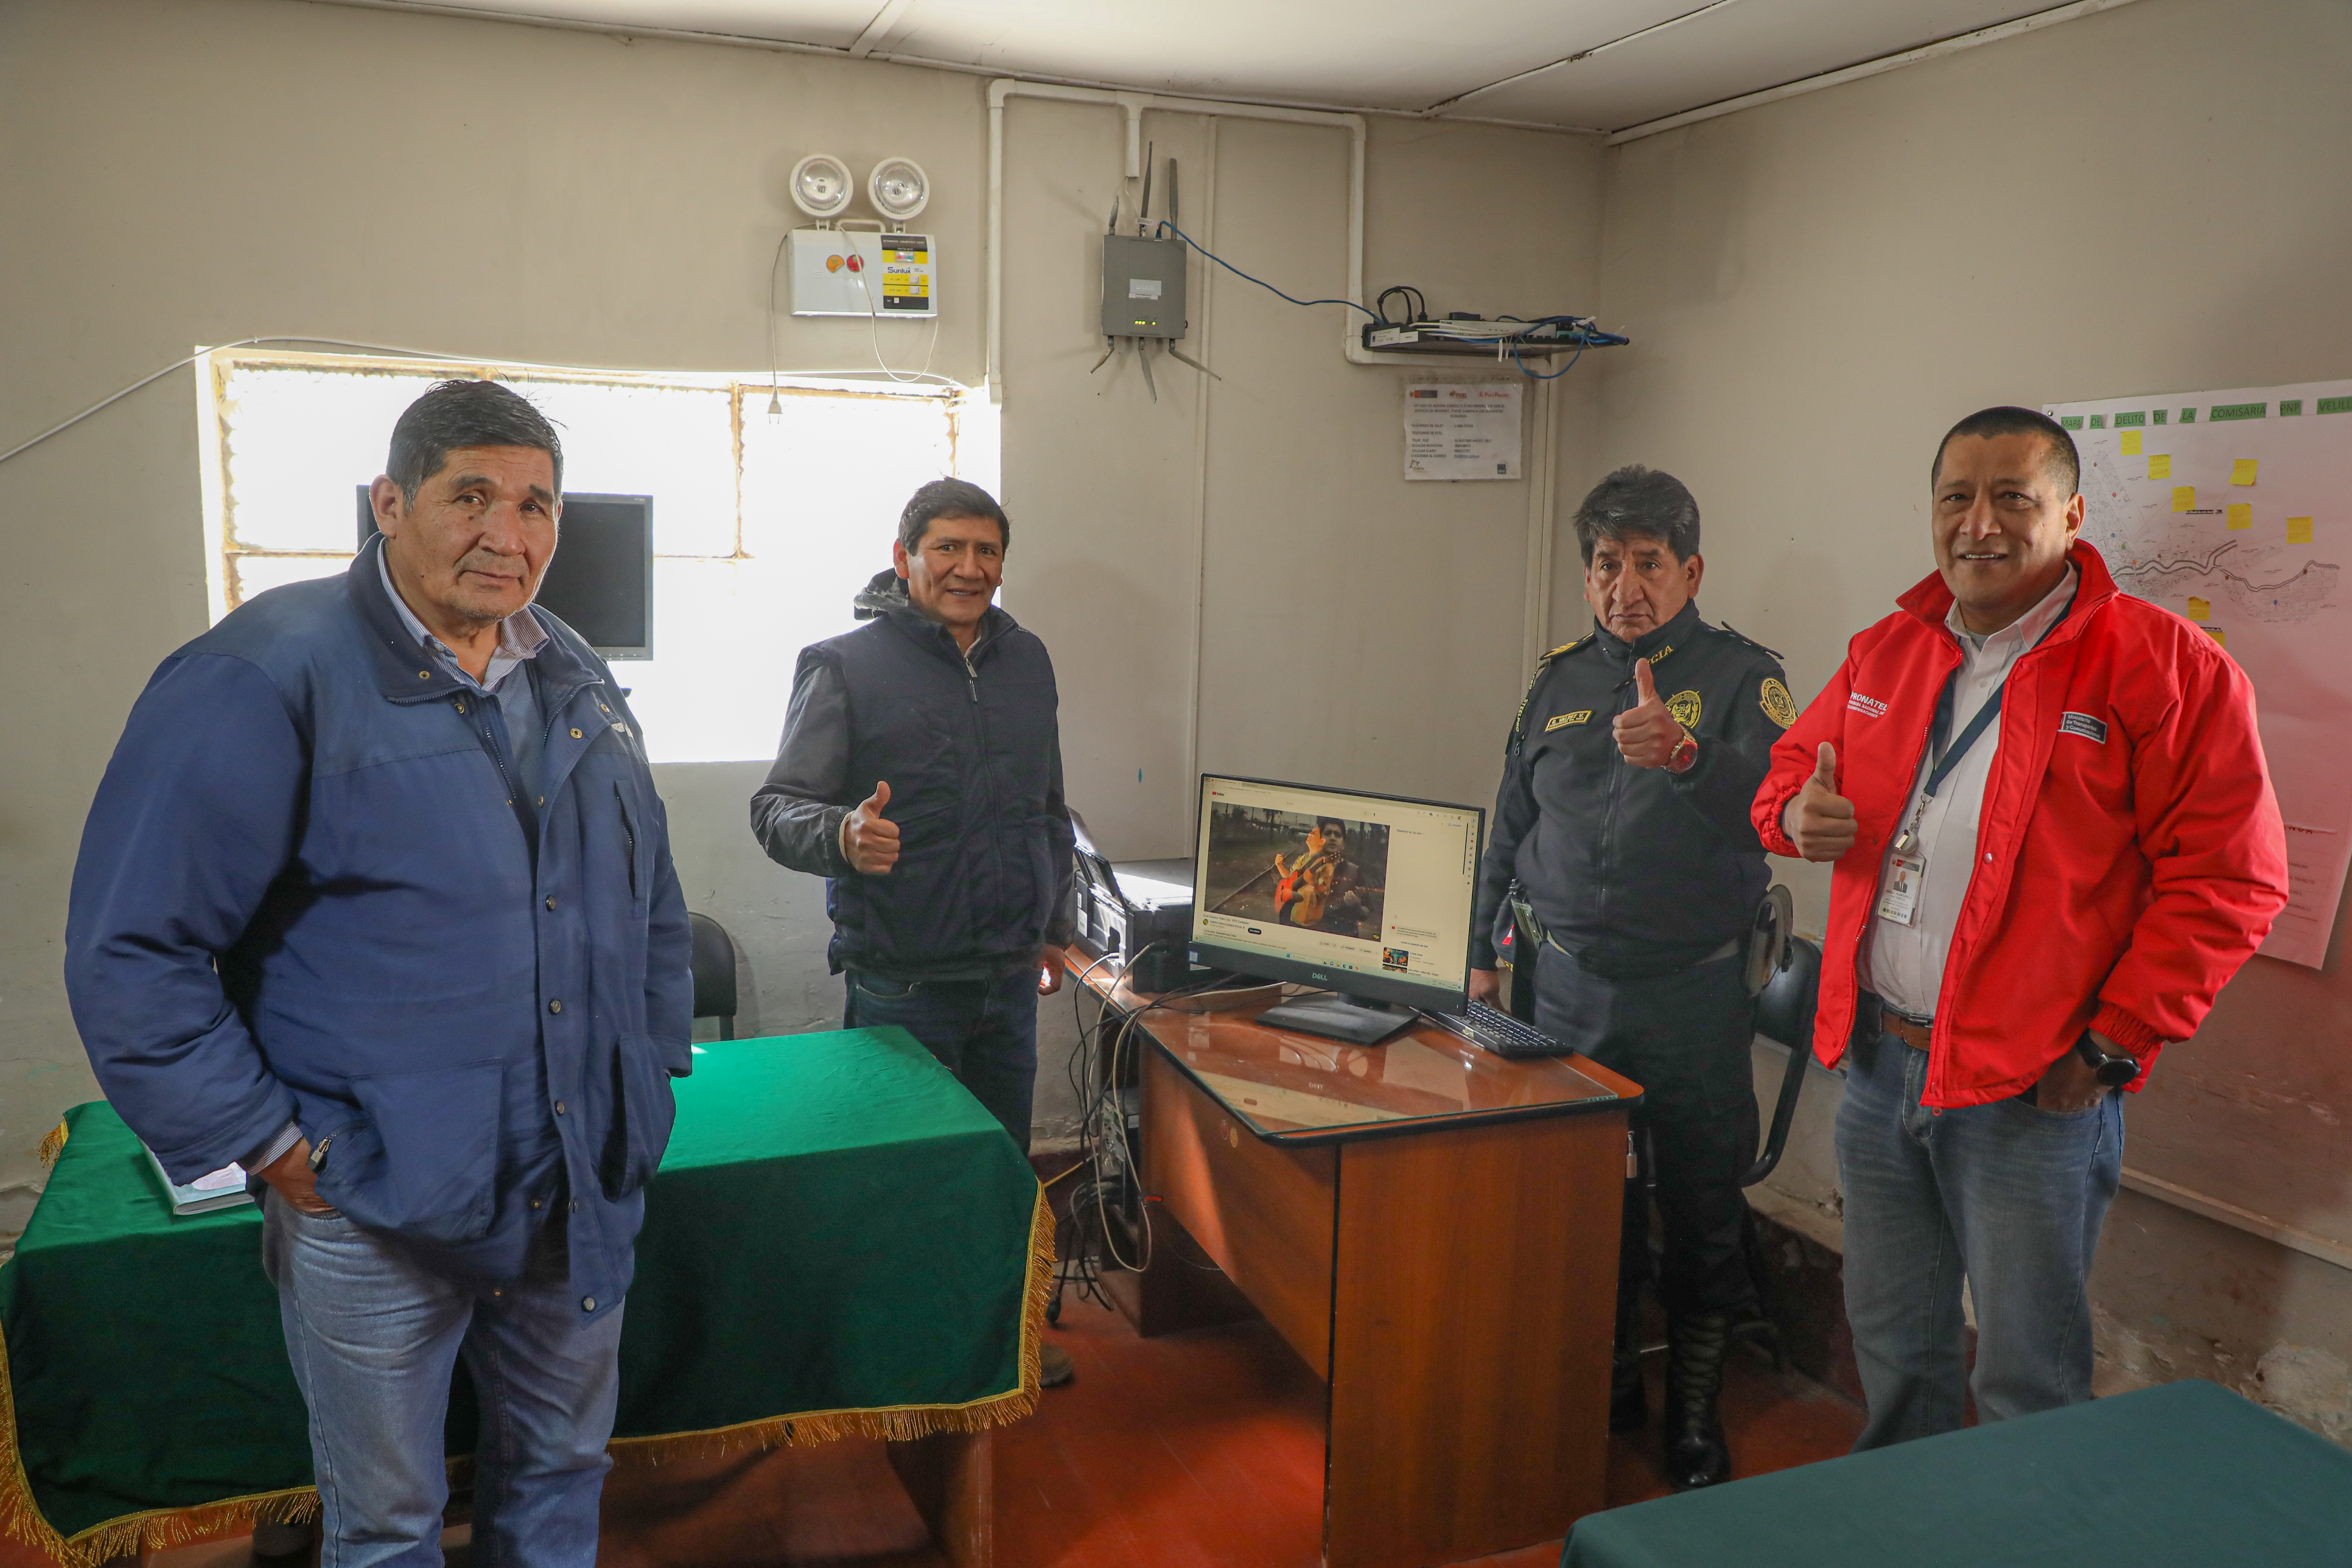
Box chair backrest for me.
[688,911,738,1023]
[1753,936,1821,1053]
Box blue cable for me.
[1513,339,1587,380]
[1155,221,1379,320]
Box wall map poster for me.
[2046,379,2352,967]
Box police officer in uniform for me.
[1469,466,1795,1490]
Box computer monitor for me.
[357,487,654,660]
[1189,774,1484,1045]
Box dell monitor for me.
[358,487,654,660]
[1189,775,1484,1045]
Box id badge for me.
[1876,852,1926,926]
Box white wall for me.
[1595,0,2352,1437]
[0,0,1605,1224]
[22,0,2337,1442]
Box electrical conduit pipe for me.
[985,78,1381,406]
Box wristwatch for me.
[1666,728,1699,775]
[2073,1031,2142,1087]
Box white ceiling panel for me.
[335,0,2097,132]
[871,0,1697,115]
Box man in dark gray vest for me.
[750,478,1077,1384]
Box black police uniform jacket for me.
[1470,600,1794,980]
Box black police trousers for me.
[1533,940,1760,1316]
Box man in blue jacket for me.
[65,379,692,1567]
[750,478,1076,1381]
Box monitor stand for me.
[1256,991,1418,1046]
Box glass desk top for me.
[1085,972,1635,1145]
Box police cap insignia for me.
[1666,690,1702,730]
[1760,677,1798,729]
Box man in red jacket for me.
[1755,406,2287,1448]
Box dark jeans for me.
[844,967,1040,1152]
[1836,1017,2123,1450]
[1535,941,1760,1317]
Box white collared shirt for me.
[1863,564,2078,1018]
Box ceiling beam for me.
[1419,0,1746,117]
[847,0,916,59]
[1606,0,2149,143]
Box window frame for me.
[192,346,978,626]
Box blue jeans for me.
[844,967,1039,1152]
[260,1191,624,1567]
[1835,1020,2123,1450]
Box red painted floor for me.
[91,1287,1861,1568]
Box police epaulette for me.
[1716,622,1783,660]
[1508,635,1590,747]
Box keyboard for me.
[1430,999,1569,1059]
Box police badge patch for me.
[1666,690,1703,729]
[1760,678,1798,729]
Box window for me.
[198,351,997,763]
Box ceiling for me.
[373,0,2077,133]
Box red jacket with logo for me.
[1752,541,2288,1108]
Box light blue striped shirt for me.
[376,546,551,795]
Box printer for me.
[1069,810,1194,992]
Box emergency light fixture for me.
[867,158,929,225]
[790,153,854,220]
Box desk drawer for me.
[1142,1049,1336,1378]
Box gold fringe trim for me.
[0,1178,1056,1562]
[34,1122,65,1171]
[608,1179,1057,1467]
[0,1280,326,1568]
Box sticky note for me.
[2186,597,2210,622]
[2172,485,2195,512]
[2232,458,2258,486]
[2148,455,2172,479]
[2205,626,2225,648]
[2228,504,2253,530]
[2121,430,2143,455]
[2289,517,2314,543]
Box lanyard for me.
[1892,615,2064,858]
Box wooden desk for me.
[1077,967,1640,1568]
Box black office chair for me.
[688,911,739,1041]
[1745,933,1822,1187]
[1722,927,1823,1370]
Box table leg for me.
[1099,1206,1260,1339]
[886,1427,993,1568]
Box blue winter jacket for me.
[64,539,692,1317]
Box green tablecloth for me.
[1563,1379,2352,1568]
[0,1029,1048,1566]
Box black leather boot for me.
[1609,1293,1647,1434]
[1662,1311,1733,1491]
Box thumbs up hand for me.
[1784,742,1858,862]
[1614,658,1688,770]
[841,780,901,875]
